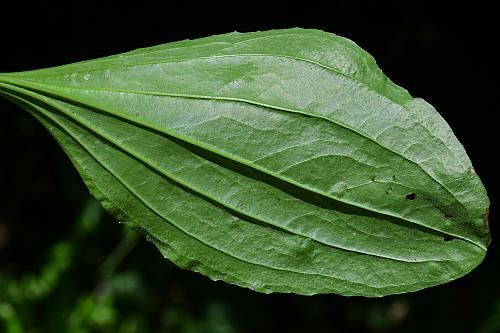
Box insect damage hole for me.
[443,236,454,242]
[405,193,416,200]
[444,214,453,219]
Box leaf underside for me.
[0,28,490,296]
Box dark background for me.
[0,1,497,332]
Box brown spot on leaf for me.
[482,207,491,246]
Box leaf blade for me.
[0,28,490,296]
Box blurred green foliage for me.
[0,200,241,333]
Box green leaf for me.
[0,28,489,296]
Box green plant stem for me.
[98,230,140,279]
